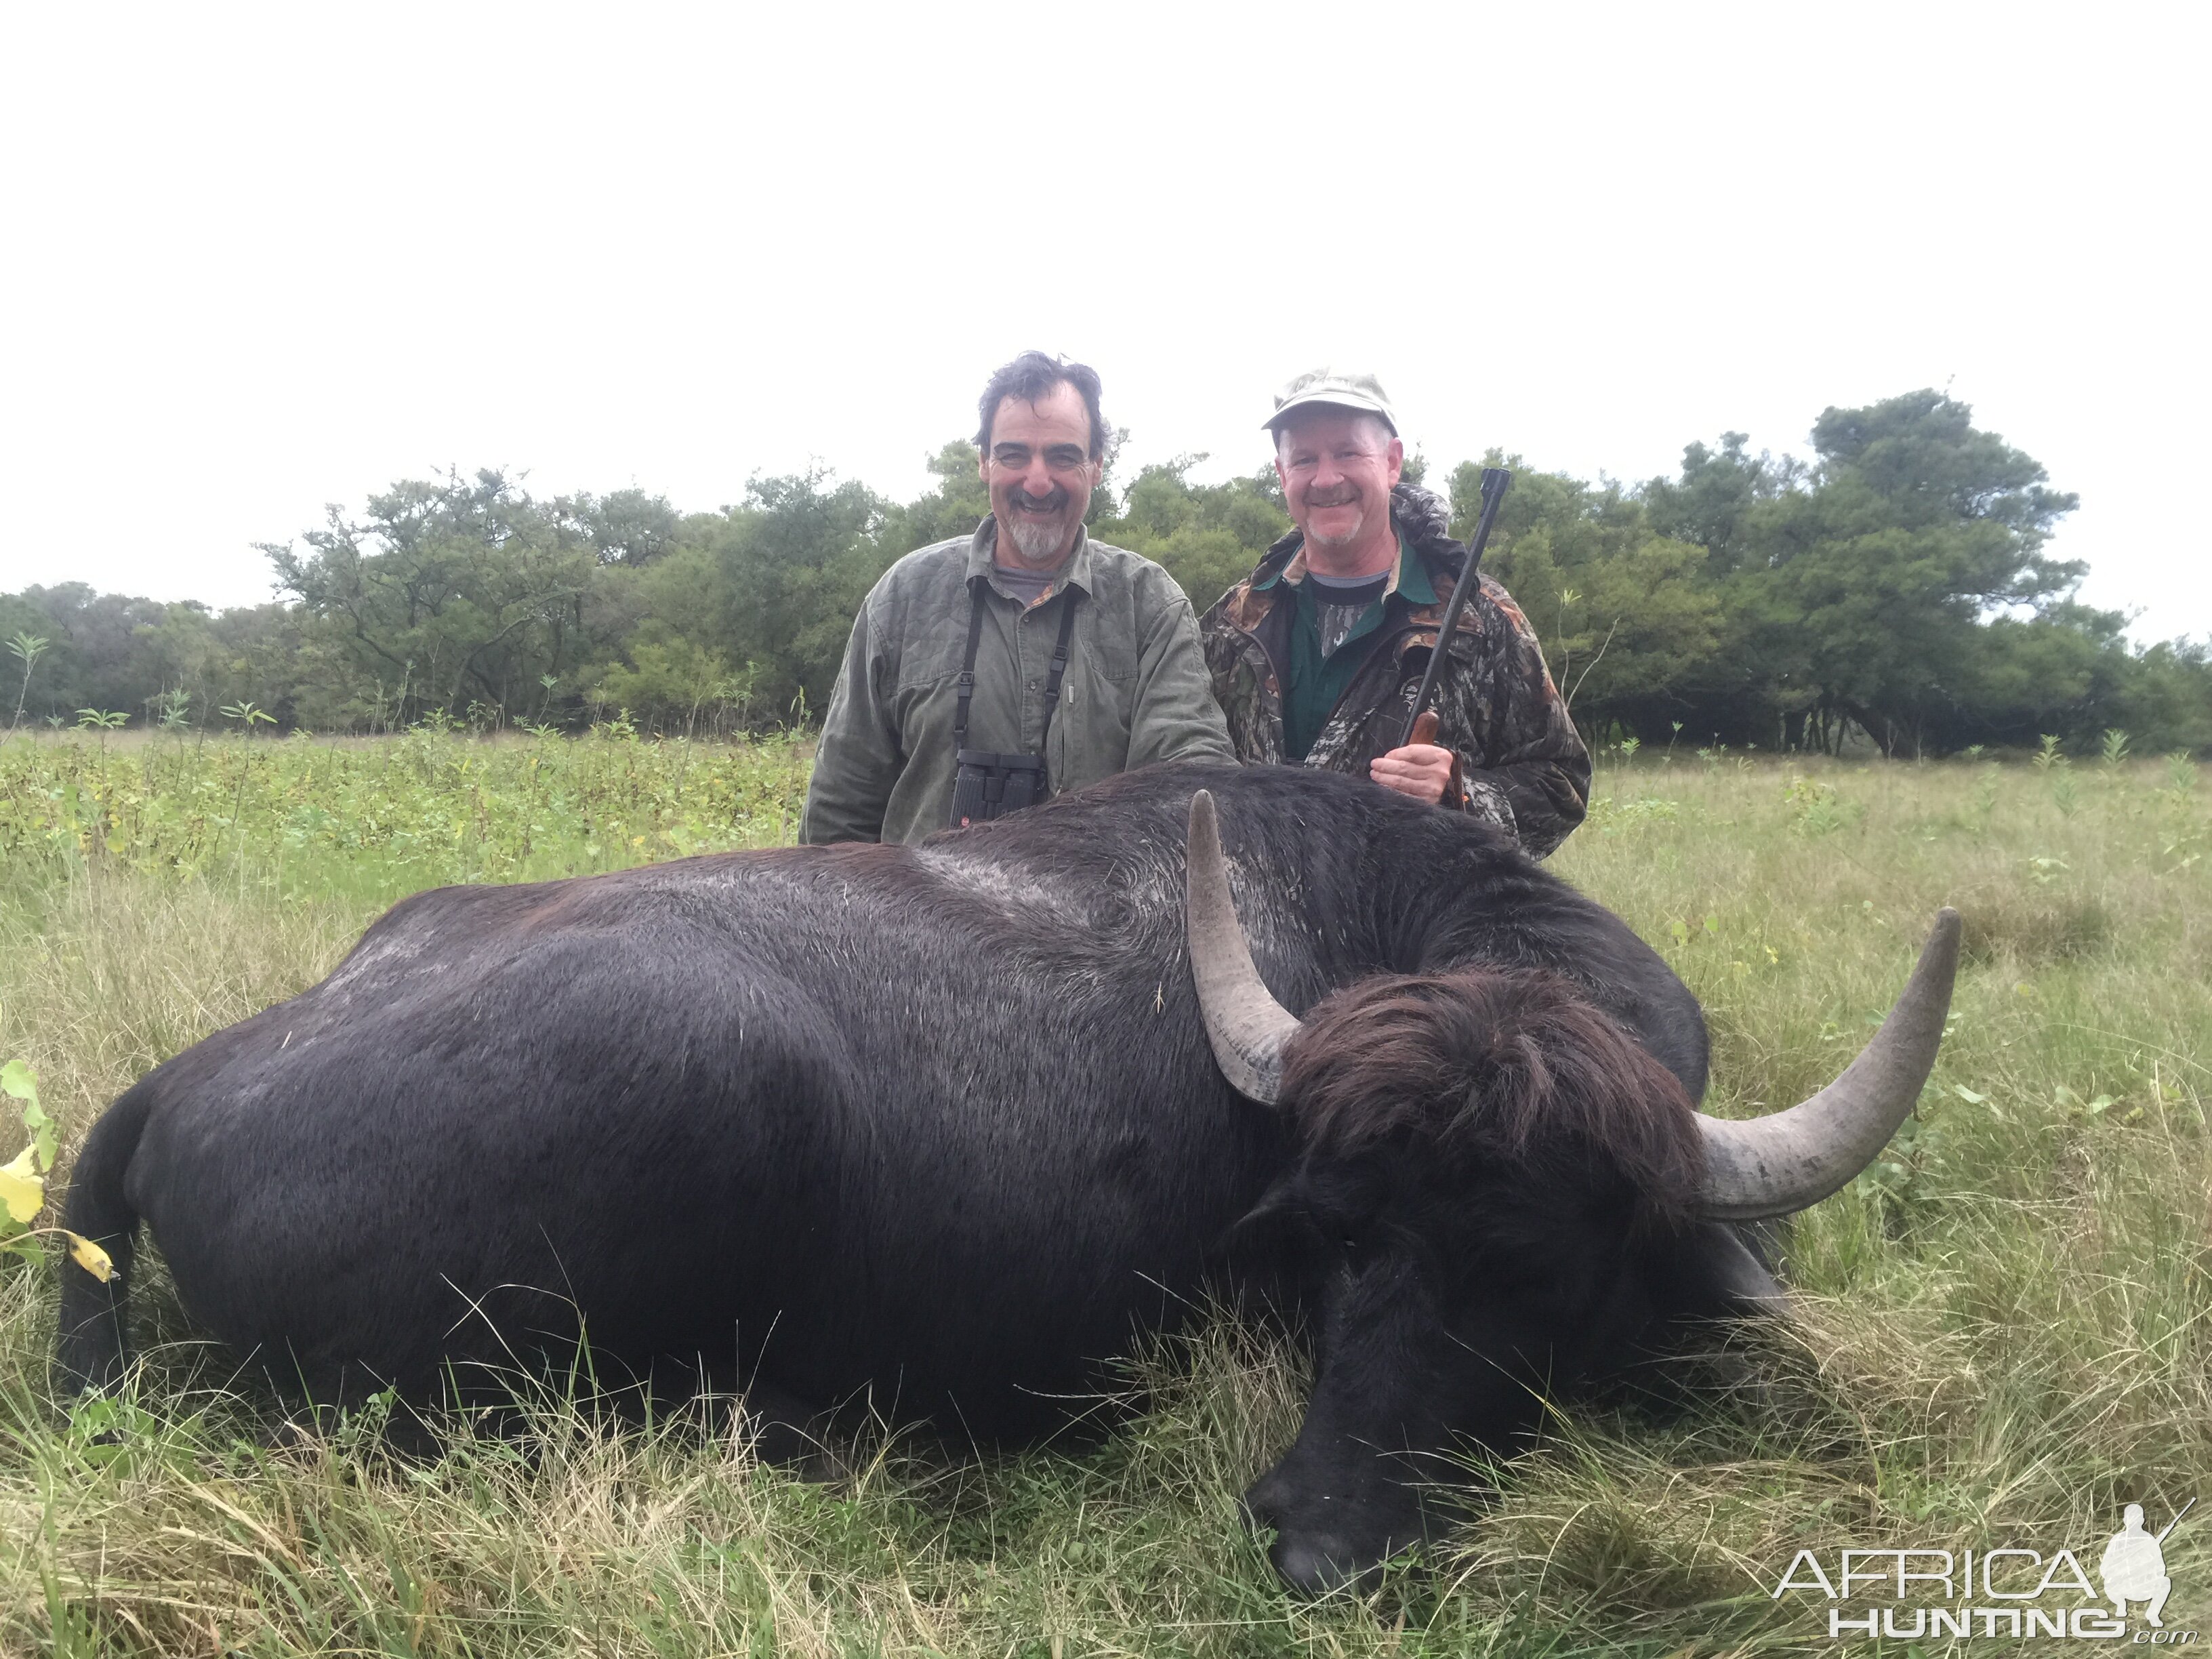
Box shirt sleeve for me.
[798,597,904,845]
[1446,581,1593,859]
[1126,583,1240,769]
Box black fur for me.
[58,762,1735,1590]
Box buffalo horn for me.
[1696,907,1962,1221]
[1185,790,1302,1105]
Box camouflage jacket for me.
[1198,483,1591,859]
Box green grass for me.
[1,734,2207,1654]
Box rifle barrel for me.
[2157,1497,2194,1543]
[1399,467,1513,747]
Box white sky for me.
[2,3,2205,640]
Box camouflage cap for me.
[1263,368,1399,435]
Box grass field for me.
[1,731,2207,1655]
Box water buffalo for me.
[58,762,1957,1591]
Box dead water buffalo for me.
[58,762,1958,1591]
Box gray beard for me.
[1006,516,1070,563]
[1303,506,1367,549]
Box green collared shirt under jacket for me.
[800,520,1237,845]
[1200,492,1592,860]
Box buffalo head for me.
[1185,790,1959,1592]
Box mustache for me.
[1009,486,1071,514]
[1304,487,1360,507]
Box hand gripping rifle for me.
[1399,466,1514,748]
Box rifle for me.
[2158,1498,2195,1544]
[1399,466,1513,747]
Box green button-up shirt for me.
[1276,535,1429,760]
[799,518,1237,844]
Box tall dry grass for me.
[0,738,2205,1654]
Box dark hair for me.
[1283,967,1704,1216]
[975,352,1107,460]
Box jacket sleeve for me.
[1445,583,1592,859]
[798,597,904,845]
[1126,583,1240,769]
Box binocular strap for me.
[950,576,1080,824]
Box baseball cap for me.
[1263,368,1399,434]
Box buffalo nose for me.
[1245,1475,1378,1595]
[1269,1532,1368,1596]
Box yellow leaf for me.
[0,1145,42,1224]
[66,1231,114,1282]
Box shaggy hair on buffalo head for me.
[1280,969,1706,1220]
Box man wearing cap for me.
[802,351,1235,845]
[1198,370,1590,857]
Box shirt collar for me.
[968,516,1096,605]
[1394,535,1438,605]
[1263,532,1426,603]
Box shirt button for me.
[1027,680,1037,691]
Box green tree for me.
[10,388,2209,754]
[1092,457,1288,613]
[1641,432,1805,575]
[575,487,681,566]
[262,469,604,728]
[1450,459,1727,738]
[1719,390,2083,755]
[875,441,990,555]
[586,468,894,732]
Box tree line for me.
[7,388,2210,756]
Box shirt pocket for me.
[1052,653,1136,794]
[1080,595,1141,687]
[895,634,971,697]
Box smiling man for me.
[1200,369,1590,857]
[801,352,1234,844]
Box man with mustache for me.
[802,352,1234,844]
[1200,369,1590,857]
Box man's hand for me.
[1370,743,1455,804]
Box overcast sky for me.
[3,4,2205,640]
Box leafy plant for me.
[6,630,47,731]
[0,1059,112,1281]
[1783,772,1847,835]
[2032,733,2078,814]
[2157,752,2204,875]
